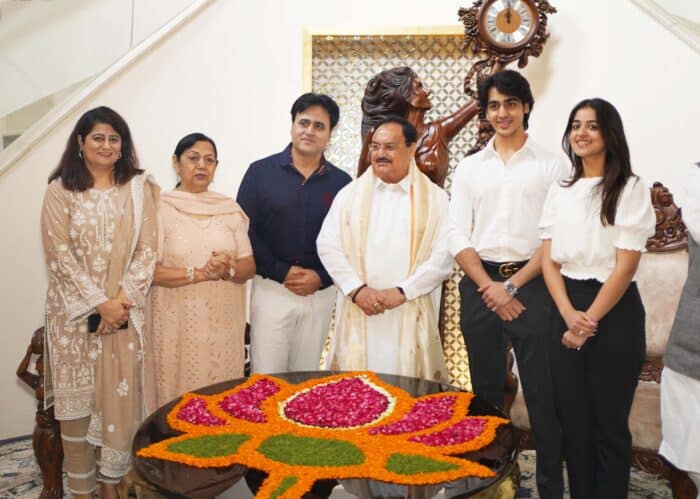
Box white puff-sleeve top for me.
[539,176,656,282]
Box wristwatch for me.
[503,279,518,297]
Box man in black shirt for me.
[237,93,351,373]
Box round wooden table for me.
[133,371,518,499]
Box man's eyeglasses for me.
[368,143,399,153]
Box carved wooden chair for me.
[16,327,63,499]
[506,182,698,498]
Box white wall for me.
[0,0,196,119]
[1,0,698,439]
[0,1,130,118]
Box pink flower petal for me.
[219,378,280,423]
[177,397,226,426]
[409,417,488,446]
[283,377,391,428]
[369,396,456,435]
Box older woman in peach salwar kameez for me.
[146,133,255,410]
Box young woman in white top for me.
[539,98,656,499]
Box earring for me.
[78,149,84,159]
[118,151,122,159]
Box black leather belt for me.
[481,259,528,278]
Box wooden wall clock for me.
[479,0,540,52]
[459,0,556,94]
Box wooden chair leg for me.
[670,465,698,499]
[33,405,64,498]
[17,328,64,499]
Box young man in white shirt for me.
[448,70,567,499]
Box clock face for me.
[479,0,538,51]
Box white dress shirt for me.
[448,137,569,262]
[539,176,656,282]
[317,174,453,374]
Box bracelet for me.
[186,266,195,282]
[228,266,236,280]
[503,279,518,297]
[351,284,367,303]
[396,286,405,297]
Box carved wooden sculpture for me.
[357,66,480,186]
[16,327,63,499]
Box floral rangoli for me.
[137,372,509,499]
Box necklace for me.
[189,213,214,229]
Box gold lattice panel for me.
[311,34,476,390]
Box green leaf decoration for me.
[167,434,250,458]
[258,434,365,466]
[385,453,460,475]
[270,476,298,499]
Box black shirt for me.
[236,144,351,289]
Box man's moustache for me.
[375,158,391,163]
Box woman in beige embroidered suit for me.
[41,106,157,499]
[146,133,255,410]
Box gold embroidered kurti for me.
[41,175,157,477]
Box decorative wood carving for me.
[669,465,699,499]
[639,356,664,383]
[632,448,671,477]
[647,181,689,252]
[516,428,534,451]
[357,66,480,187]
[16,327,64,499]
[459,0,557,69]
[632,449,698,499]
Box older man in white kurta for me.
[317,117,453,381]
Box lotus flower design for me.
[137,372,508,499]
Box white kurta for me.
[317,175,453,375]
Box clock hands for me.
[506,0,513,24]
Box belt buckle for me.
[498,262,517,278]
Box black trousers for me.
[551,277,645,499]
[460,270,563,499]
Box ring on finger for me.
[577,330,585,336]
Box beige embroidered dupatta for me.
[90,174,158,475]
[328,160,447,382]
